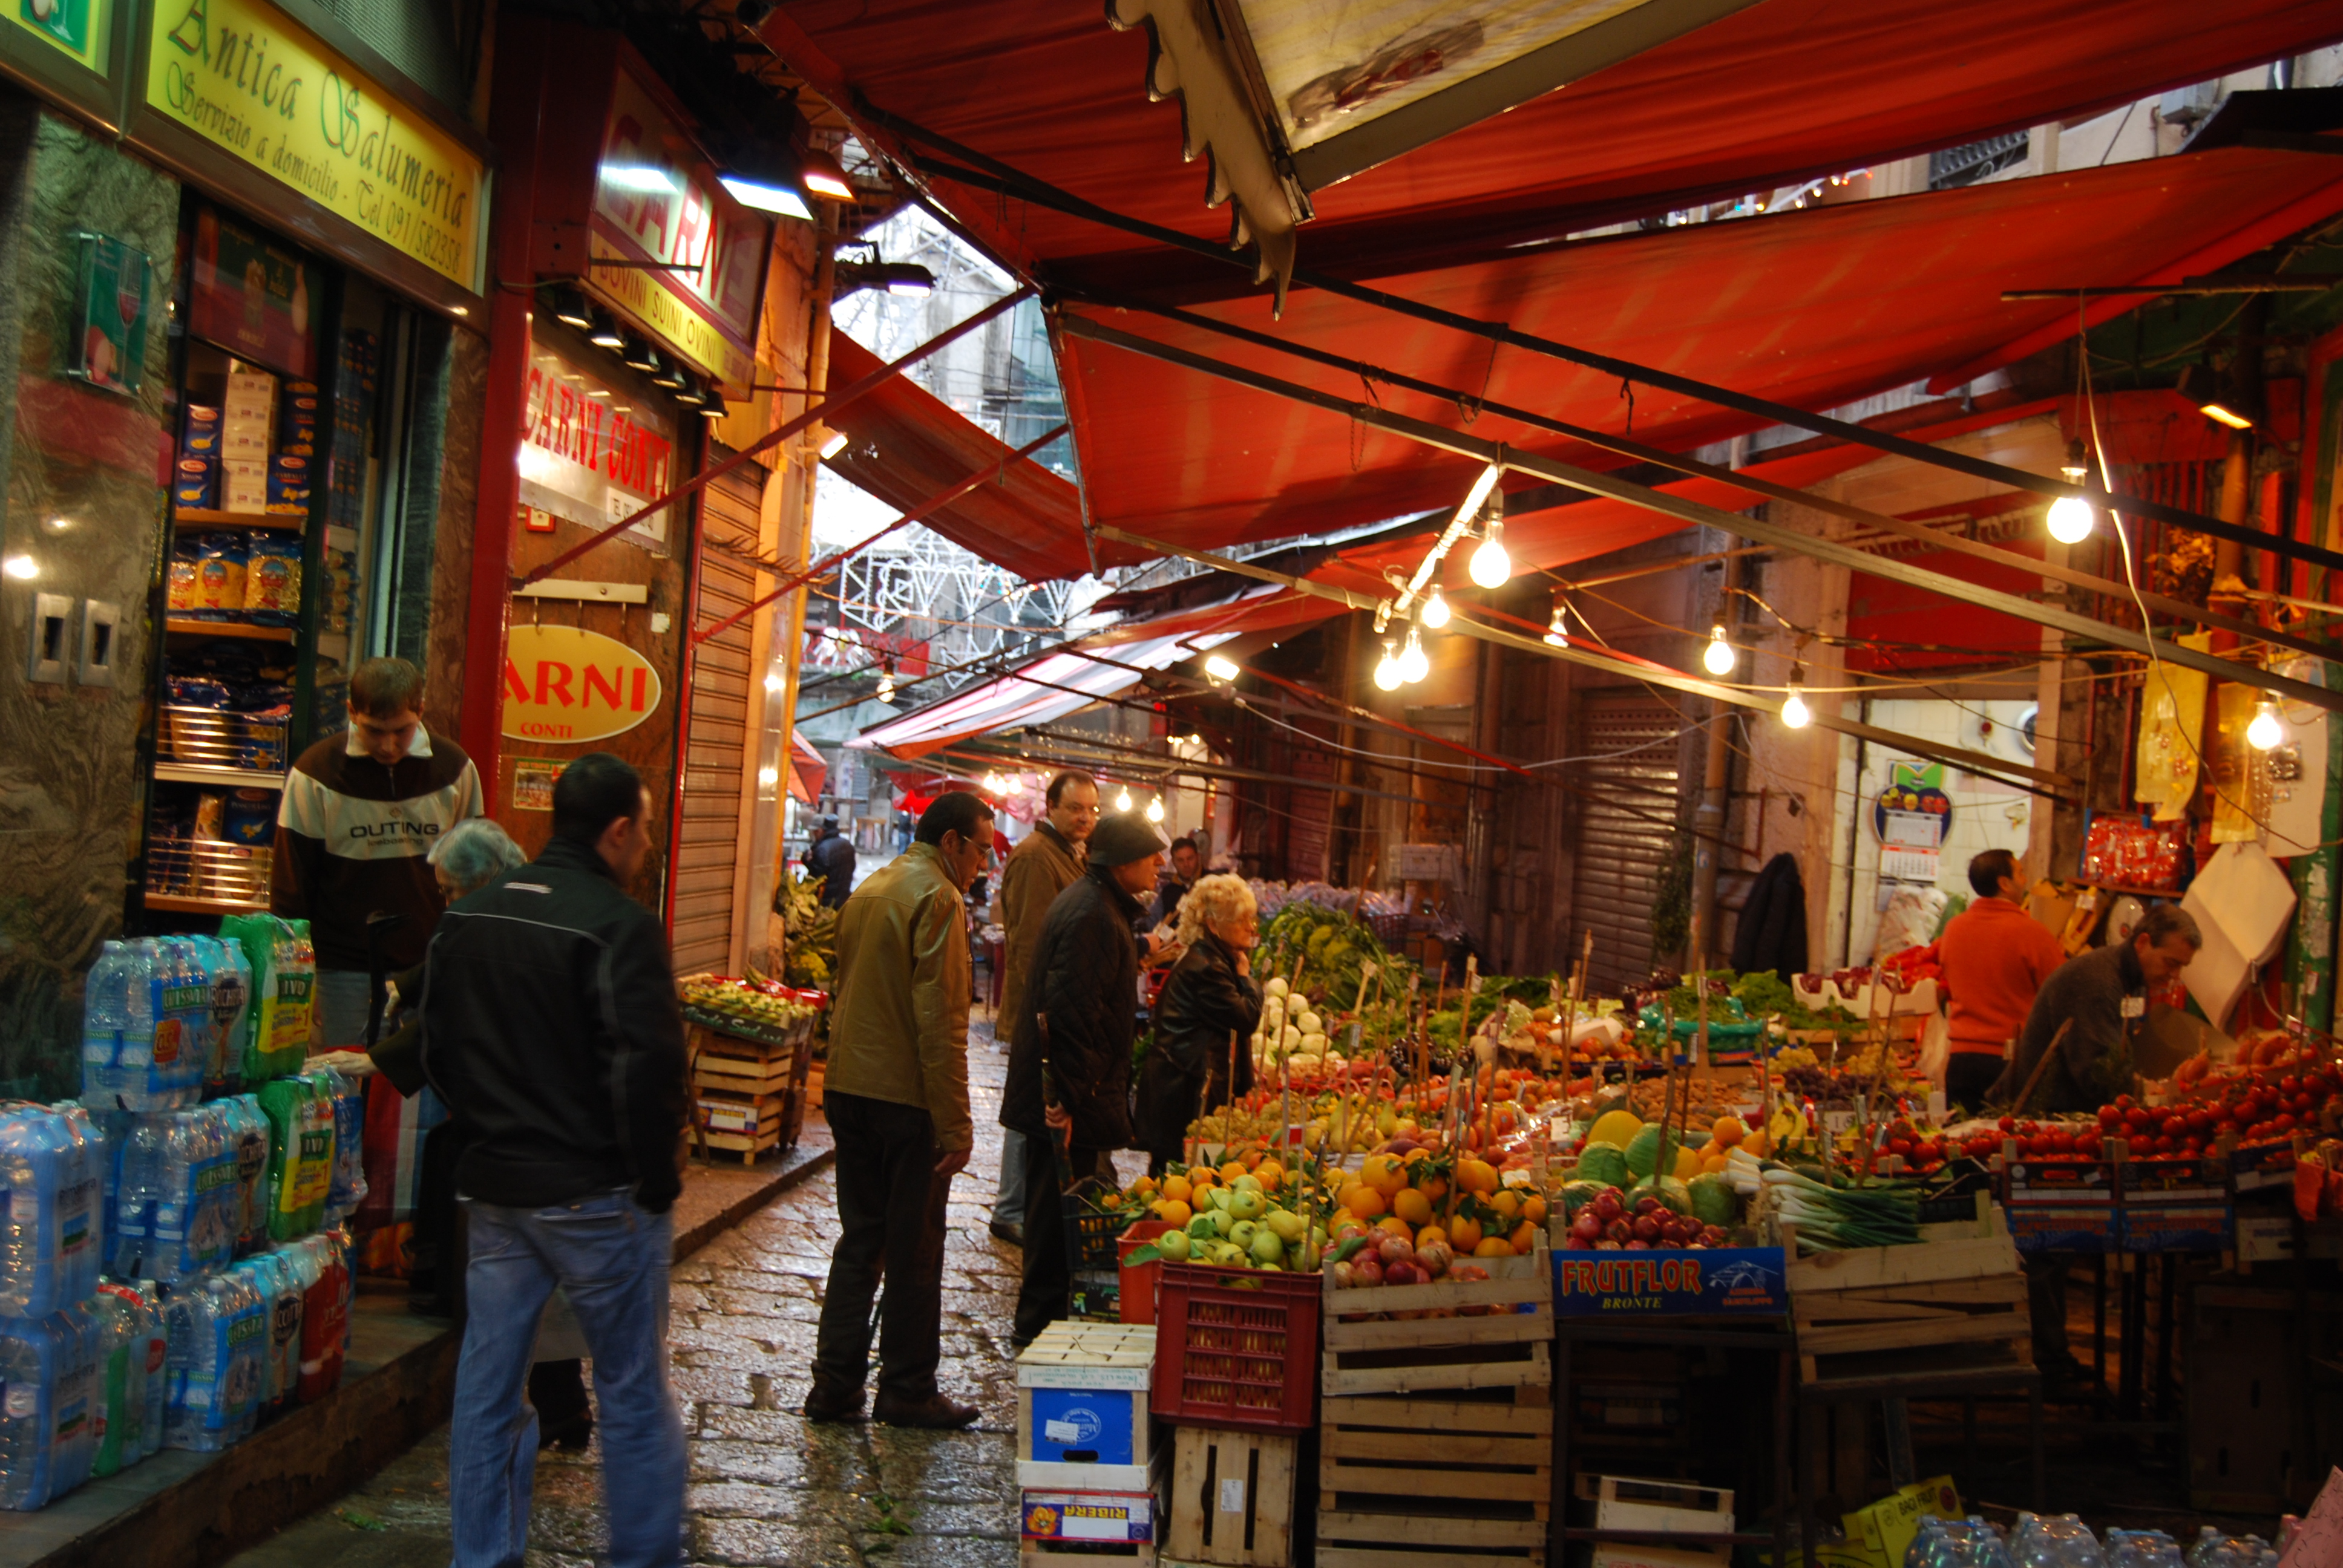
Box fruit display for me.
[1257,901,1403,1019]
[772,867,839,990]
[1325,1146,1548,1275]
[678,973,822,1046]
[1113,1155,1329,1272]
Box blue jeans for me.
[448,1190,682,1568]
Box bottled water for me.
[223,916,316,1083]
[128,1106,234,1284]
[165,1268,264,1451]
[312,1067,368,1226]
[218,1096,270,1255]
[0,1105,100,1318]
[48,1105,102,1309]
[297,1230,351,1402]
[243,1252,304,1416]
[2017,1514,2104,1568]
[0,1309,48,1506]
[194,935,251,1100]
[258,1076,332,1241]
[82,939,211,1111]
[2109,1531,2186,1568]
[87,1287,139,1478]
[132,1281,164,1458]
[80,942,146,1109]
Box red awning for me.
[765,0,2342,292]
[821,333,1092,581]
[787,728,828,805]
[1053,146,2343,554]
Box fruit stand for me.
[678,974,825,1165]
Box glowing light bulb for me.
[875,673,895,704]
[1398,628,1429,684]
[1780,672,1810,730]
[2046,494,2095,545]
[1543,604,1568,649]
[1468,518,1511,589]
[1374,640,1403,691]
[1144,795,1165,823]
[1703,626,1736,676]
[1115,786,1133,813]
[1205,654,1240,684]
[2249,699,2284,752]
[1421,585,1450,629]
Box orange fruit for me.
[1521,1195,1548,1226]
[1254,1160,1285,1189]
[1221,1161,1248,1183]
[1392,1188,1434,1227]
[1362,1154,1409,1198]
[1415,1174,1450,1202]
[1152,1198,1192,1227]
[1475,1235,1515,1258]
[1486,1188,1521,1221]
[1416,1224,1450,1250]
[1509,1221,1537,1253]
[1375,1215,1412,1238]
[1449,1215,1484,1250]
[1159,1175,1193,1204]
[1456,1158,1501,1195]
[1712,1116,1746,1149]
[1339,1183,1386,1220]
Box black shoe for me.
[804,1383,866,1423]
[873,1393,978,1428]
[989,1220,1024,1247]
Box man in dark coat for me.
[1003,811,1168,1347]
[806,815,856,909]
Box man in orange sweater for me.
[1936,849,2067,1109]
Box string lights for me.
[1374,639,1403,691]
[1398,627,1430,684]
[1114,785,1134,812]
[1469,515,1512,589]
[1144,795,1166,823]
[1780,666,1810,729]
[1421,584,1450,629]
[2248,697,2284,751]
[2046,438,2096,545]
[1703,626,1735,676]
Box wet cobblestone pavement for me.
[227,1018,1034,1568]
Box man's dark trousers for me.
[813,1090,951,1402]
[1013,1134,1114,1344]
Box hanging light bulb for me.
[1421,584,1450,629]
[875,673,896,705]
[1374,639,1403,691]
[1780,667,1810,730]
[1469,516,1512,589]
[1703,626,1737,676]
[1114,785,1134,813]
[1398,627,1429,684]
[1145,795,1166,823]
[2248,697,2284,752]
[1543,603,1568,649]
[2046,492,2096,545]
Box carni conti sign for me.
[144,0,484,290]
[503,624,664,744]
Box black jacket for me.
[1135,932,1259,1156]
[1003,866,1141,1148]
[420,835,691,1213]
[808,831,856,909]
[369,962,428,1098]
[1731,852,1809,979]
[1990,941,2146,1113]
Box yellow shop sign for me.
[502,624,664,745]
[145,0,483,290]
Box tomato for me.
[2185,1108,2214,1134]
[2281,1075,2303,1096]
[2160,1115,2187,1139]
[2275,1113,2299,1134]
[2074,1132,2102,1157]
[2295,1093,2318,1116]
[2217,1119,2241,1136]
[2116,1094,2137,1109]
[1998,1116,2017,1133]
[2124,1106,2154,1130]
[2097,1105,2123,1128]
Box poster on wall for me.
[1873,761,1951,883]
[518,342,677,551]
[65,232,151,395]
[188,204,320,381]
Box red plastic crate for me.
[1117,1221,1170,1325]
[1149,1262,1320,1432]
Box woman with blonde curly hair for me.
[1135,873,1263,1174]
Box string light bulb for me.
[1144,795,1166,824]
[1469,516,1512,589]
[1780,667,1810,729]
[875,673,896,705]
[1543,603,1568,649]
[1703,626,1736,676]
[1374,639,1403,691]
[1114,786,1133,813]
[2249,698,2284,752]
[1421,584,1450,629]
[2048,440,2094,544]
[1398,628,1429,684]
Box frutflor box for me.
[1016,1321,1156,1492]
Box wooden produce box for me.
[1162,1425,1296,1567]
[687,1021,811,1155]
[1786,1198,2030,1391]
[1317,1234,1553,1568]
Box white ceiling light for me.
[875,673,896,705]
[1703,626,1735,676]
[2046,494,2095,545]
[1114,785,1134,812]
[1144,795,1165,823]
[1780,667,1810,729]
[1398,627,1429,684]
[818,429,849,460]
[2248,697,2284,751]
[1420,584,1450,629]
[1469,517,1512,589]
[1374,640,1402,691]
[719,175,814,219]
[1543,603,1568,649]
[602,164,678,193]
[1205,654,1240,684]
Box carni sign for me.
[144,0,484,291]
[503,624,663,744]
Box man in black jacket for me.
[1004,811,1167,1347]
[807,815,856,909]
[423,753,690,1568]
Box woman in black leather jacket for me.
[1136,874,1263,1174]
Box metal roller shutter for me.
[1568,693,1684,995]
[669,455,762,974]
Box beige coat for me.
[995,819,1083,1031]
[823,842,974,1151]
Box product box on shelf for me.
[1016,1320,1155,1492]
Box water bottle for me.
[297,1230,350,1402]
[312,1068,367,1226]
[0,1107,95,1318]
[165,1270,259,1451]
[0,1309,48,1506]
[247,1252,303,1416]
[258,1076,332,1241]
[50,1105,100,1307]
[80,942,132,1109]
[132,1281,164,1458]
[2110,1531,2186,1568]
[195,936,251,1100]
[87,1289,136,1478]
[46,1304,94,1502]
[220,1097,270,1255]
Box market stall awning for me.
[764,0,2343,293]
[851,632,1230,759]
[821,334,1095,581]
[1052,144,2343,554]
[787,728,828,805]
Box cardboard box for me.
[1758,1477,1959,1568]
[1017,1321,1155,1468]
[1021,1490,1153,1544]
[1552,1245,1788,1316]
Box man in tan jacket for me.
[986,771,1097,1245]
[809,791,992,1428]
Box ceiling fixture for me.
[799,147,856,203]
[819,429,849,460]
[698,391,728,422]
[548,287,594,330]
[1780,667,1811,729]
[1205,654,1240,684]
[2248,697,2284,751]
[1469,515,1512,589]
[1543,602,1568,649]
[650,358,687,391]
[1391,463,1504,620]
[2,555,36,580]
[1144,795,1166,824]
[874,673,896,705]
[719,174,813,220]
[587,312,625,350]
[2178,362,2254,431]
[2200,399,2255,431]
[1703,626,1736,676]
[619,336,659,374]
[2046,439,2096,544]
[836,260,936,298]
[1374,640,1403,691]
[601,164,678,194]
[1398,627,1430,684]
[1115,785,1134,813]
[1420,584,1450,629]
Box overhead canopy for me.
[853,633,1228,759]
[821,334,1091,582]
[1053,145,2343,554]
[765,0,2343,293]
[787,728,828,805]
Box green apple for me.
[1248,1229,1285,1266]
[1158,1228,1193,1261]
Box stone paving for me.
[225,1017,1040,1568]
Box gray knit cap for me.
[1087,811,1171,867]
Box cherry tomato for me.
[2281,1075,2303,1096]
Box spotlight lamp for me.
[586,312,625,350]
[1469,515,1512,589]
[2248,697,2284,752]
[548,286,594,330]
[1114,786,1134,813]
[875,672,896,705]
[800,146,856,203]
[1780,667,1811,730]
[819,429,850,460]
[1144,795,1166,824]
[1374,640,1403,691]
[1398,627,1429,684]
[620,336,660,374]
[698,391,728,421]
[1421,584,1450,629]
[1543,603,1568,649]
[1204,654,1240,684]
[1703,626,1736,676]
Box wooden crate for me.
[687,1022,811,1152]
[1316,1236,1553,1568]
[1787,1201,2030,1388]
[1023,1545,1153,1568]
[1162,1426,1297,1567]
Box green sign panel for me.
[10,0,105,69]
[66,230,151,395]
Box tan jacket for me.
[824,842,974,1151]
[996,819,1083,1030]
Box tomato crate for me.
[1149,1264,1322,1434]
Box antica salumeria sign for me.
[144,0,484,291]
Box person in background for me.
[807,791,991,1428]
[1935,848,2066,1110]
[1150,835,1205,929]
[1004,811,1167,1348]
[989,771,1099,1247]
[274,656,483,1050]
[805,815,856,909]
[1136,874,1261,1175]
[318,818,596,1452]
[423,754,690,1568]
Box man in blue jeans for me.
[422,753,691,1568]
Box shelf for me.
[143,892,267,915]
[153,763,287,789]
[1559,1530,1783,1546]
[172,508,305,531]
[165,619,296,642]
